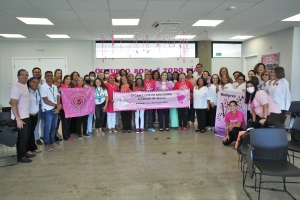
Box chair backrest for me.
[246,146,255,179]
[266,112,287,127]
[1,107,11,112]
[0,126,17,147]
[0,112,11,121]
[291,117,300,141]
[274,122,285,129]
[250,128,288,161]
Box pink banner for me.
[113,90,190,111]
[61,88,95,118]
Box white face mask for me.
[173,80,177,83]
[90,76,95,80]
[247,87,255,94]
[116,76,121,81]
[136,76,141,79]
[105,74,109,79]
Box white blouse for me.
[236,82,246,91]
[261,80,271,94]
[29,88,41,114]
[268,78,291,110]
[193,86,210,109]
[209,84,218,105]
[232,81,238,88]
[219,83,234,90]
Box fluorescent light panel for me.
[230,35,253,40]
[17,17,53,25]
[175,35,196,39]
[0,34,26,38]
[282,13,300,21]
[46,34,70,38]
[114,35,134,38]
[192,20,224,27]
[112,19,139,26]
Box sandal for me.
[122,130,126,133]
[201,130,206,133]
[127,130,131,133]
[165,128,169,131]
[34,149,42,153]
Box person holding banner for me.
[186,69,196,129]
[60,75,73,141]
[235,74,246,91]
[144,70,156,132]
[245,80,281,128]
[209,74,220,132]
[134,78,145,134]
[119,76,133,133]
[232,71,242,88]
[155,72,173,131]
[174,73,193,131]
[223,101,246,145]
[193,77,210,133]
[219,74,233,90]
[106,74,118,133]
[94,78,108,136]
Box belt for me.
[30,113,38,116]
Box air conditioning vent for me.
[152,21,182,29]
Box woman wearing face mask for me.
[260,70,271,94]
[167,72,173,81]
[104,69,110,82]
[155,72,173,131]
[60,75,73,141]
[222,101,246,146]
[245,80,281,128]
[89,71,96,81]
[27,77,42,154]
[247,70,256,81]
[268,67,291,114]
[115,73,121,84]
[219,74,233,90]
[135,72,142,80]
[209,74,220,132]
[173,73,193,131]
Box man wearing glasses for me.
[193,63,204,80]
[143,70,156,132]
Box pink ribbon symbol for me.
[71,96,86,111]
[177,93,185,104]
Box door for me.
[243,55,258,75]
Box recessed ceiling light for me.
[46,34,70,38]
[192,20,224,27]
[17,17,54,25]
[114,35,134,39]
[112,19,140,26]
[282,13,300,21]
[0,34,26,38]
[175,35,196,39]
[230,35,253,40]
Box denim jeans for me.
[34,106,44,140]
[87,114,93,133]
[42,110,59,146]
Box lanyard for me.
[49,87,56,103]
[29,88,39,105]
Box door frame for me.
[243,54,258,75]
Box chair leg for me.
[258,174,262,200]
[293,151,294,164]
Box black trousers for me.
[195,109,207,130]
[60,110,71,140]
[70,117,77,133]
[210,106,217,127]
[223,127,244,146]
[27,115,38,152]
[95,102,105,129]
[103,112,107,128]
[76,115,88,136]
[158,109,169,129]
[16,117,30,159]
[121,111,132,130]
[188,103,195,123]
[177,108,188,128]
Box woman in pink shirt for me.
[144,70,156,132]
[106,74,119,133]
[223,100,246,146]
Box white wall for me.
[211,57,243,76]
[0,40,93,107]
[291,27,300,101]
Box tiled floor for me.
[0,128,300,200]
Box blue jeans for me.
[42,110,59,146]
[34,106,44,140]
[87,114,93,133]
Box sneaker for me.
[136,129,140,134]
[78,136,83,139]
[206,126,211,131]
[40,137,44,141]
[83,133,90,138]
[109,129,112,134]
[183,127,187,131]
[178,127,182,131]
[148,128,155,132]
[140,129,144,134]
[113,129,117,133]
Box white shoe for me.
[206,126,211,131]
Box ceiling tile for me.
[76,11,110,20]
[0,0,35,9]
[212,2,257,12]
[3,8,44,18]
[146,1,186,11]
[140,11,176,25]
[81,19,111,26]
[110,11,143,19]
[68,0,109,10]
[26,0,72,10]
[109,0,148,11]
[173,11,208,20]
[179,1,224,12]
[39,10,78,19]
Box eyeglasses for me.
[238,79,244,81]
[262,74,269,76]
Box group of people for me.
[9,62,291,163]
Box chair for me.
[1,107,11,112]
[0,112,16,131]
[0,126,18,167]
[274,122,285,129]
[266,112,287,127]
[243,128,300,200]
[288,117,300,164]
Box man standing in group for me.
[32,67,44,145]
[10,69,33,163]
[40,71,62,152]
[193,63,204,80]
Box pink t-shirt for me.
[250,90,281,118]
[106,82,118,113]
[134,86,145,92]
[224,110,246,130]
[143,80,155,91]
[10,82,30,120]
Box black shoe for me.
[18,157,32,163]
[83,133,90,138]
[36,139,43,145]
[26,153,35,158]
[40,137,44,141]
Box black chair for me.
[288,117,300,164]
[274,122,285,129]
[0,112,16,131]
[1,107,11,112]
[266,112,287,127]
[243,128,300,200]
[0,126,18,167]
